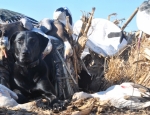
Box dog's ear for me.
[35,33,49,52]
[7,31,20,51]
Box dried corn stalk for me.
[77,7,95,58]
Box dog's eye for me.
[17,40,23,44]
[30,39,35,43]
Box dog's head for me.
[9,31,48,64]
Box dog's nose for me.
[22,49,29,55]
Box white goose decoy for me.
[136,0,150,35]
[72,82,150,109]
[0,84,38,110]
[0,84,18,107]
[73,18,127,58]
[39,7,73,59]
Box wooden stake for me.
[121,7,139,31]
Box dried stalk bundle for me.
[77,7,95,58]
[103,31,150,89]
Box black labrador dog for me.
[8,31,63,110]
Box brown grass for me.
[104,32,150,89]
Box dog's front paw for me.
[51,99,69,113]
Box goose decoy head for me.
[53,7,73,26]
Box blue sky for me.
[0,0,144,32]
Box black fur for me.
[9,31,61,109]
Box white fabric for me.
[73,18,127,57]
[73,82,150,109]
[0,84,18,107]
[136,10,150,35]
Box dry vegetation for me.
[104,32,150,89]
[1,98,150,115]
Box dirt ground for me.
[1,98,150,115]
